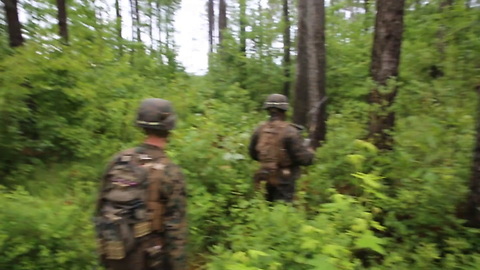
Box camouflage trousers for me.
[265,182,295,202]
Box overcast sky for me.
[174,0,209,75]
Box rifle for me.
[307,96,328,135]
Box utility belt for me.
[254,165,291,187]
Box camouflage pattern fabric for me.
[249,120,314,202]
[98,144,187,270]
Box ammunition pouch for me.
[95,200,154,260]
[95,215,135,260]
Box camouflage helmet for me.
[136,98,176,130]
[262,94,289,111]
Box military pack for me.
[255,120,292,185]
[95,148,166,260]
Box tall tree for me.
[368,0,406,149]
[2,0,24,47]
[306,1,320,131]
[309,0,327,148]
[282,0,291,98]
[218,0,227,45]
[293,0,308,127]
[56,0,69,43]
[208,0,215,53]
[134,0,141,42]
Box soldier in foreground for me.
[249,94,315,202]
[94,98,187,270]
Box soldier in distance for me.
[249,94,315,202]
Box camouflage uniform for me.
[249,94,314,202]
[249,121,314,201]
[99,144,187,270]
[96,99,186,270]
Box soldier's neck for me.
[144,135,167,149]
[269,114,286,121]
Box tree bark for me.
[368,0,406,149]
[218,0,227,45]
[3,0,24,47]
[310,0,327,148]
[134,0,141,42]
[293,0,309,127]
[208,0,215,53]
[239,0,247,55]
[282,0,291,98]
[56,0,69,44]
[307,1,320,129]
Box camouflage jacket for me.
[249,120,314,181]
[98,143,187,270]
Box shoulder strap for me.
[145,156,168,232]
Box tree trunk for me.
[239,0,247,55]
[218,0,227,45]
[134,0,141,42]
[148,0,154,50]
[3,0,24,47]
[368,0,406,149]
[310,0,327,148]
[208,0,215,53]
[307,1,320,130]
[115,0,123,55]
[282,0,291,98]
[293,0,309,127]
[56,0,69,44]
[466,86,480,227]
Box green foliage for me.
[1,0,480,269]
[0,184,98,270]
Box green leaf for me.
[354,232,386,255]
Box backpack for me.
[254,121,292,185]
[94,148,166,260]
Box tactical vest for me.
[95,148,166,260]
[255,121,292,185]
